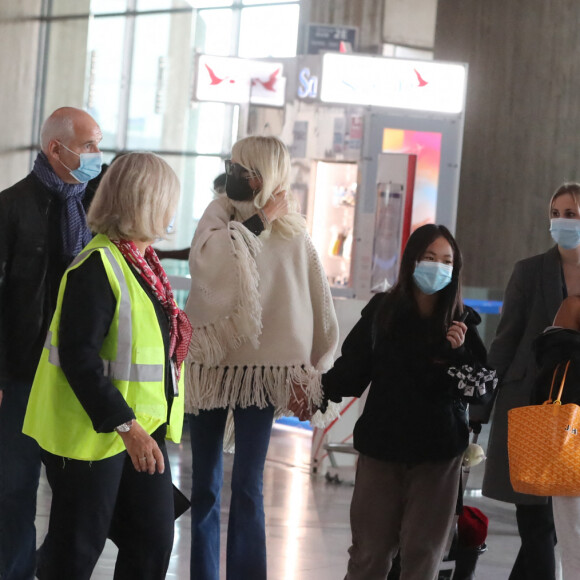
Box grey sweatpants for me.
[345,453,463,580]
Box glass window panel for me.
[85,16,126,149]
[242,0,294,4]
[126,13,172,150]
[152,154,223,264]
[238,4,299,58]
[191,155,225,220]
[128,12,234,153]
[50,0,91,16]
[42,19,91,123]
[137,0,193,10]
[128,12,237,153]
[189,102,231,154]
[189,0,232,7]
[195,9,233,56]
[90,0,128,14]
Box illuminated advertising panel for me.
[382,128,442,229]
[320,53,466,114]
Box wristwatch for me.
[115,420,134,433]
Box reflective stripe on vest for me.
[46,246,164,383]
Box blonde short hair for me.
[88,152,180,242]
[232,136,305,238]
[550,182,580,215]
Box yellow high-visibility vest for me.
[23,234,184,461]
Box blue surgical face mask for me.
[550,218,580,249]
[413,261,453,295]
[57,141,103,183]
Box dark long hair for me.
[376,224,463,337]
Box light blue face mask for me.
[57,141,103,183]
[154,214,177,243]
[413,261,453,295]
[166,214,176,234]
[550,218,580,249]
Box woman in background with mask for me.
[184,136,339,580]
[478,182,580,580]
[290,224,490,579]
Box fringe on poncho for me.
[183,197,341,439]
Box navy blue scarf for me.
[32,151,93,261]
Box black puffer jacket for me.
[0,173,90,384]
[322,293,489,463]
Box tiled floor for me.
[34,423,523,579]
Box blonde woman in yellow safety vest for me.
[23,152,192,580]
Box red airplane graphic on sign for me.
[205,63,235,85]
[251,68,281,92]
[414,68,428,87]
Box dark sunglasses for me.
[224,160,259,180]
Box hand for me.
[446,320,467,349]
[118,421,165,475]
[261,189,289,223]
[0,390,3,409]
[288,383,313,422]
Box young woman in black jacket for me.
[292,224,490,580]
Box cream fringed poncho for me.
[184,196,340,426]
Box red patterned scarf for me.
[112,239,192,380]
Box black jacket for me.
[532,327,580,405]
[322,293,488,464]
[0,173,91,384]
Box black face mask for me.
[225,160,258,201]
[225,173,255,201]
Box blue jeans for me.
[0,381,42,580]
[188,406,275,580]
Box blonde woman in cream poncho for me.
[184,136,339,580]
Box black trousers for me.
[509,500,557,580]
[38,442,174,580]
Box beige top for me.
[184,196,339,424]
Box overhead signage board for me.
[319,53,467,114]
[307,24,357,54]
[296,55,323,102]
[195,55,286,107]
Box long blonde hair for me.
[231,136,305,238]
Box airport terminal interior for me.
[34,423,520,579]
[3,0,579,578]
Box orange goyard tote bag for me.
[508,360,580,496]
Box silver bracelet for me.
[258,208,270,225]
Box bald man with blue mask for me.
[0,106,102,580]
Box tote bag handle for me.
[546,360,572,405]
